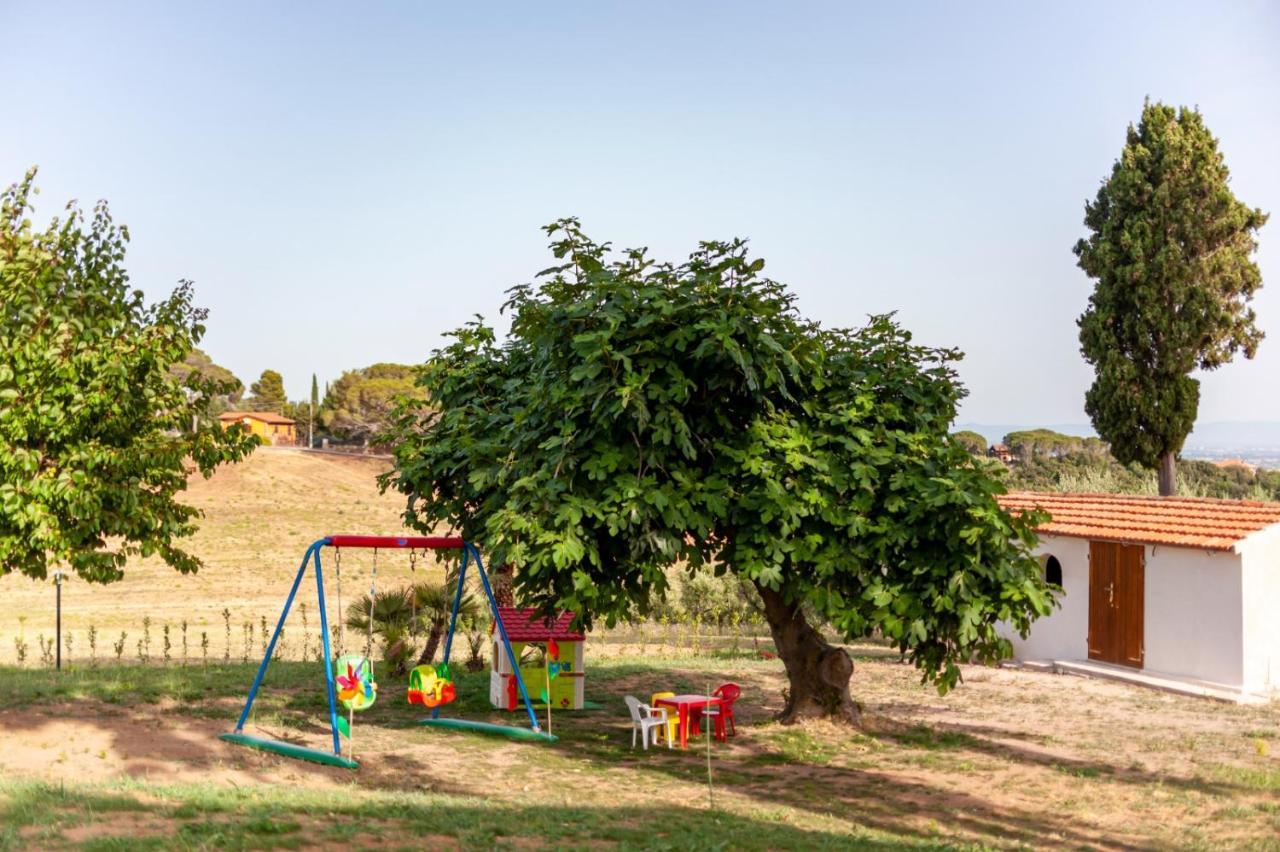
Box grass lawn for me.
[3,647,1278,850]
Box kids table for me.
[653,694,723,749]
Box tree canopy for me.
[323,363,424,444]
[382,220,1050,721]
[0,169,258,583]
[952,430,989,455]
[170,348,243,420]
[1002,429,1107,461]
[1076,101,1268,495]
[246,369,287,413]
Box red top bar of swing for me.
[325,535,464,550]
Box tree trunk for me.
[1157,451,1177,496]
[754,582,860,724]
[494,563,515,607]
[416,621,444,667]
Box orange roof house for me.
[996,491,1280,700]
[217,411,297,445]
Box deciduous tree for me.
[382,220,1051,723]
[1076,101,1268,495]
[0,169,258,582]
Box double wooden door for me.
[1087,541,1144,668]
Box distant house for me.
[999,491,1280,701]
[1214,458,1259,474]
[989,444,1017,464]
[217,411,296,445]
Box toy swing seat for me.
[220,535,553,771]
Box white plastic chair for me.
[624,695,671,750]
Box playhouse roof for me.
[497,608,584,642]
[997,491,1280,552]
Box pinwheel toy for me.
[334,654,377,713]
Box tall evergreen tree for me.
[246,369,287,413]
[1075,101,1268,495]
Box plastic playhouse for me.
[490,607,586,711]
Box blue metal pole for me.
[313,540,343,756]
[469,543,542,733]
[234,541,318,732]
[431,545,470,720]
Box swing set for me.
[220,535,553,770]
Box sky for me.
[3,2,1278,425]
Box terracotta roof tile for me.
[496,607,583,642]
[218,410,296,425]
[997,491,1280,552]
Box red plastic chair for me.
[709,682,741,740]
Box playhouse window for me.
[1044,555,1063,587]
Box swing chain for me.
[365,548,377,660]
[334,547,344,657]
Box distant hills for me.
[955,424,1096,446]
[955,421,1280,470]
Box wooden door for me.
[1087,541,1144,668]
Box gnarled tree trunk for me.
[1157,451,1177,496]
[494,563,515,607]
[754,582,859,724]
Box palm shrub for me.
[345,588,415,675]
[344,579,482,675]
[408,576,480,668]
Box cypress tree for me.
[1075,101,1268,495]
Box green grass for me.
[0,661,314,711]
[0,779,933,851]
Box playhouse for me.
[490,607,586,710]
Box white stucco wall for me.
[1237,524,1280,694]
[1009,535,1090,661]
[1008,534,1248,689]
[1142,545,1242,687]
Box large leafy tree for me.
[1076,101,1268,495]
[323,363,425,444]
[0,170,258,582]
[382,220,1050,722]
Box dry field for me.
[0,447,427,664]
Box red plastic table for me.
[653,694,723,749]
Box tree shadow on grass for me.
[529,661,1274,848]
[0,780,900,850]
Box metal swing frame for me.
[220,535,550,770]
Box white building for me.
[998,491,1280,701]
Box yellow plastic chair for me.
[650,691,680,745]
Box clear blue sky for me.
[3,2,1277,424]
